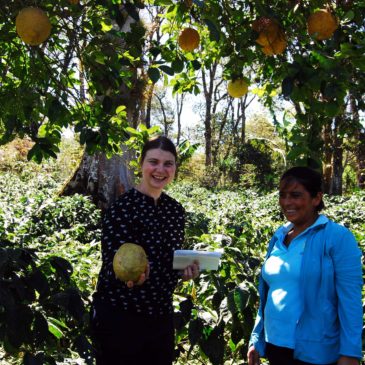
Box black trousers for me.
[266,343,337,365]
[91,300,175,365]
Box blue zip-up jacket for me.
[249,217,363,364]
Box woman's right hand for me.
[247,345,260,365]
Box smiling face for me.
[138,148,176,198]
[279,180,322,231]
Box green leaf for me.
[101,21,113,32]
[188,318,204,348]
[27,145,43,163]
[234,284,250,311]
[47,321,64,339]
[49,256,73,282]
[191,60,201,70]
[179,298,193,323]
[171,59,184,73]
[147,67,161,83]
[231,315,243,344]
[203,18,220,42]
[154,0,173,5]
[149,47,161,58]
[48,99,66,123]
[27,269,50,298]
[199,322,225,365]
[116,105,126,115]
[159,65,175,76]
[343,10,355,21]
[323,101,341,118]
[147,125,161,135]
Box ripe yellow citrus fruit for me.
[261,30,287,56]
[255,22,280,47]
[16,7,51,46]
[307,9,338,40]
[227,79,249,98]
[113,243,148,283]
[252,17,287,56]
[178,28,200,52]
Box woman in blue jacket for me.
[247,167,362,365]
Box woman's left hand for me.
[126,262,150,288]
[182,260,200,281]
[337,356,359,365]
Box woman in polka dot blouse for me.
[91,136,199,365]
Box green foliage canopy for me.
[0,0,364,164]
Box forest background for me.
[0,0,364,364]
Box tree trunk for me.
[176,93,185,145]
[202,62,218,167]
[356,128,365,189]
[330,116,343,195]
[144,83,155,128]
[240,97,247,145]
[322,121,332,194]
[211,100,231,166]
[349,93,365,189]
[61,149,134,211]
[61,10,143,210]
[154,93,168,136]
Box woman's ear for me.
[314,192,323,208]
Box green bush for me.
[1,172,364,365]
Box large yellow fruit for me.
[261,30,287,56]
[113,243,148,283]
[256,26,279,47]
[254,19,280,47]
[178,28,200,52]
[16,7,51,46]
[227,79,248,98]
[252,17,287,56]
[307,9,338,40]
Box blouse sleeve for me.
[331,227,363,358]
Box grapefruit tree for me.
[0,0,365,364]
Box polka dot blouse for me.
[94,188,185,316]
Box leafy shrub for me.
[0,168,100,364]
[1,170,364,365]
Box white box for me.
[173,250,222,271]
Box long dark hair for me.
[280,166,325,211]
[141,136,177,163]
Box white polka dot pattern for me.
[94,188,185,315]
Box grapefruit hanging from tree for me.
[227,78,249,98]
[178,27,200,52]
[307,9,338,40]
[16,7,51,46]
